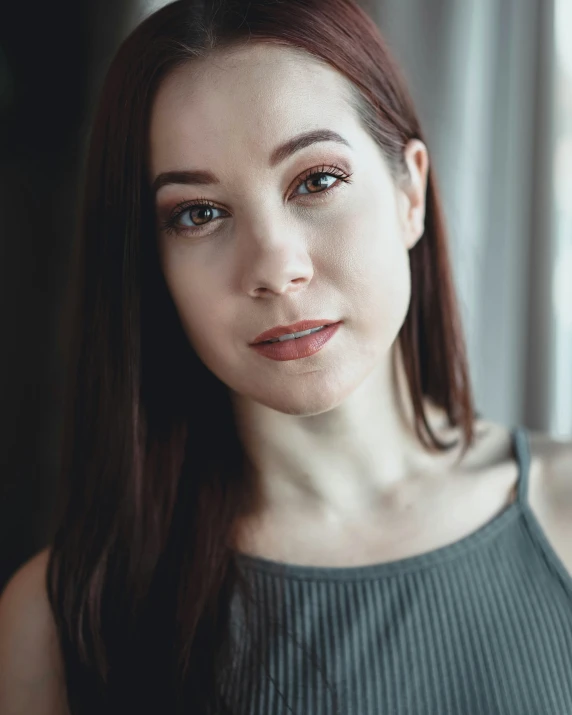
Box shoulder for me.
[526,429,572,577]
[527,429,572,506]
[0,548,70,715]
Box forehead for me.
[148,43,357,173]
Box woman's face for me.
[149,42,428,415]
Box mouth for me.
[251,319,340,345]
[259,325,331,344]
[250,321,342,361]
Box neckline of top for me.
[231,425,528,581]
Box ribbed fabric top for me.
[222,426,572,715]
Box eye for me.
[177,202,223,228]
[160,198,227,236]
[293,164,352,197]
[159,163,353,237]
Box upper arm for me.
[0,548,70,715]
[548,443,572,578]
[545,439,572,505]
[529,434,572,579]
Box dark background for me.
[0,1,136,591]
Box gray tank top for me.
[222,426,572,714]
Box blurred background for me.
[0,0,570,591]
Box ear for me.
[396,139,430,250]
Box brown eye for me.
[161,199,227,235]
[296,172,339,195]
[160,165,353,238]
[179,205,218,227]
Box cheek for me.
[363,250,410,336]
[336,204,410,289]
[335,209,411,335]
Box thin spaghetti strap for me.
[511,426,532,507]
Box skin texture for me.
[149,41,454,526]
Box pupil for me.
[194,207,211,224]
[310,175,328,191]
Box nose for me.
[238,217,315,297]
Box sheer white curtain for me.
[127,0,563,435]
[553,0,572,436]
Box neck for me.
[230,342,478,523]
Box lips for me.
[250,319,340,345]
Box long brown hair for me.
[46,0,478,712]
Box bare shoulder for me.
[0,548,70,715]
[526,429,572,578]
[527,428,572,504]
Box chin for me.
[244,368,364,416]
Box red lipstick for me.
[249,320,342,361]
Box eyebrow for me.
[152,128,352,195]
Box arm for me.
[0,549,70,715]
[529,432,572,579]
[545,440,572,578]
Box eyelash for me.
[159,163,354,237]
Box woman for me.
[1,0,571,713]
